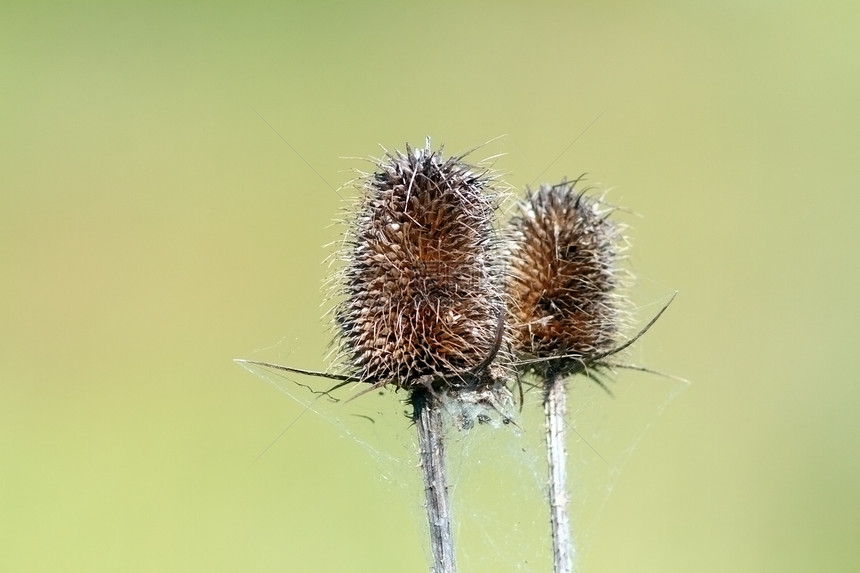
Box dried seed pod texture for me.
[335,143,504,391]
[507,180,626,377]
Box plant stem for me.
[545,374,575,573]
[412,389,457,573]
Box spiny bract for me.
[506,180,625,377]
[335,142,504,391]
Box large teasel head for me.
[333,142,506,392]
[506,179,627,379]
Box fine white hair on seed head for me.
[505,178,633,379]
[330,140,511,393]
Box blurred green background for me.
[2,1,859,571]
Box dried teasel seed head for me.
[334,141,506,392]
[506,179,626,378]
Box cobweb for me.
[236,332,686,572]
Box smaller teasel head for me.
[506,179,627,379]
[333,141,507,393]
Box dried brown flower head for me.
[334,142,505,392]
[506,179,625,378]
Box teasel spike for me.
[332,139,508,392]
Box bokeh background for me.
[3,1,859,571]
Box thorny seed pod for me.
[334,141,507,393]
[506,179,627,379]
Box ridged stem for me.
[545,373,575,573]
[412,389,457,573]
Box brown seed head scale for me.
[333,141,507,393]
[506,179,628,380]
